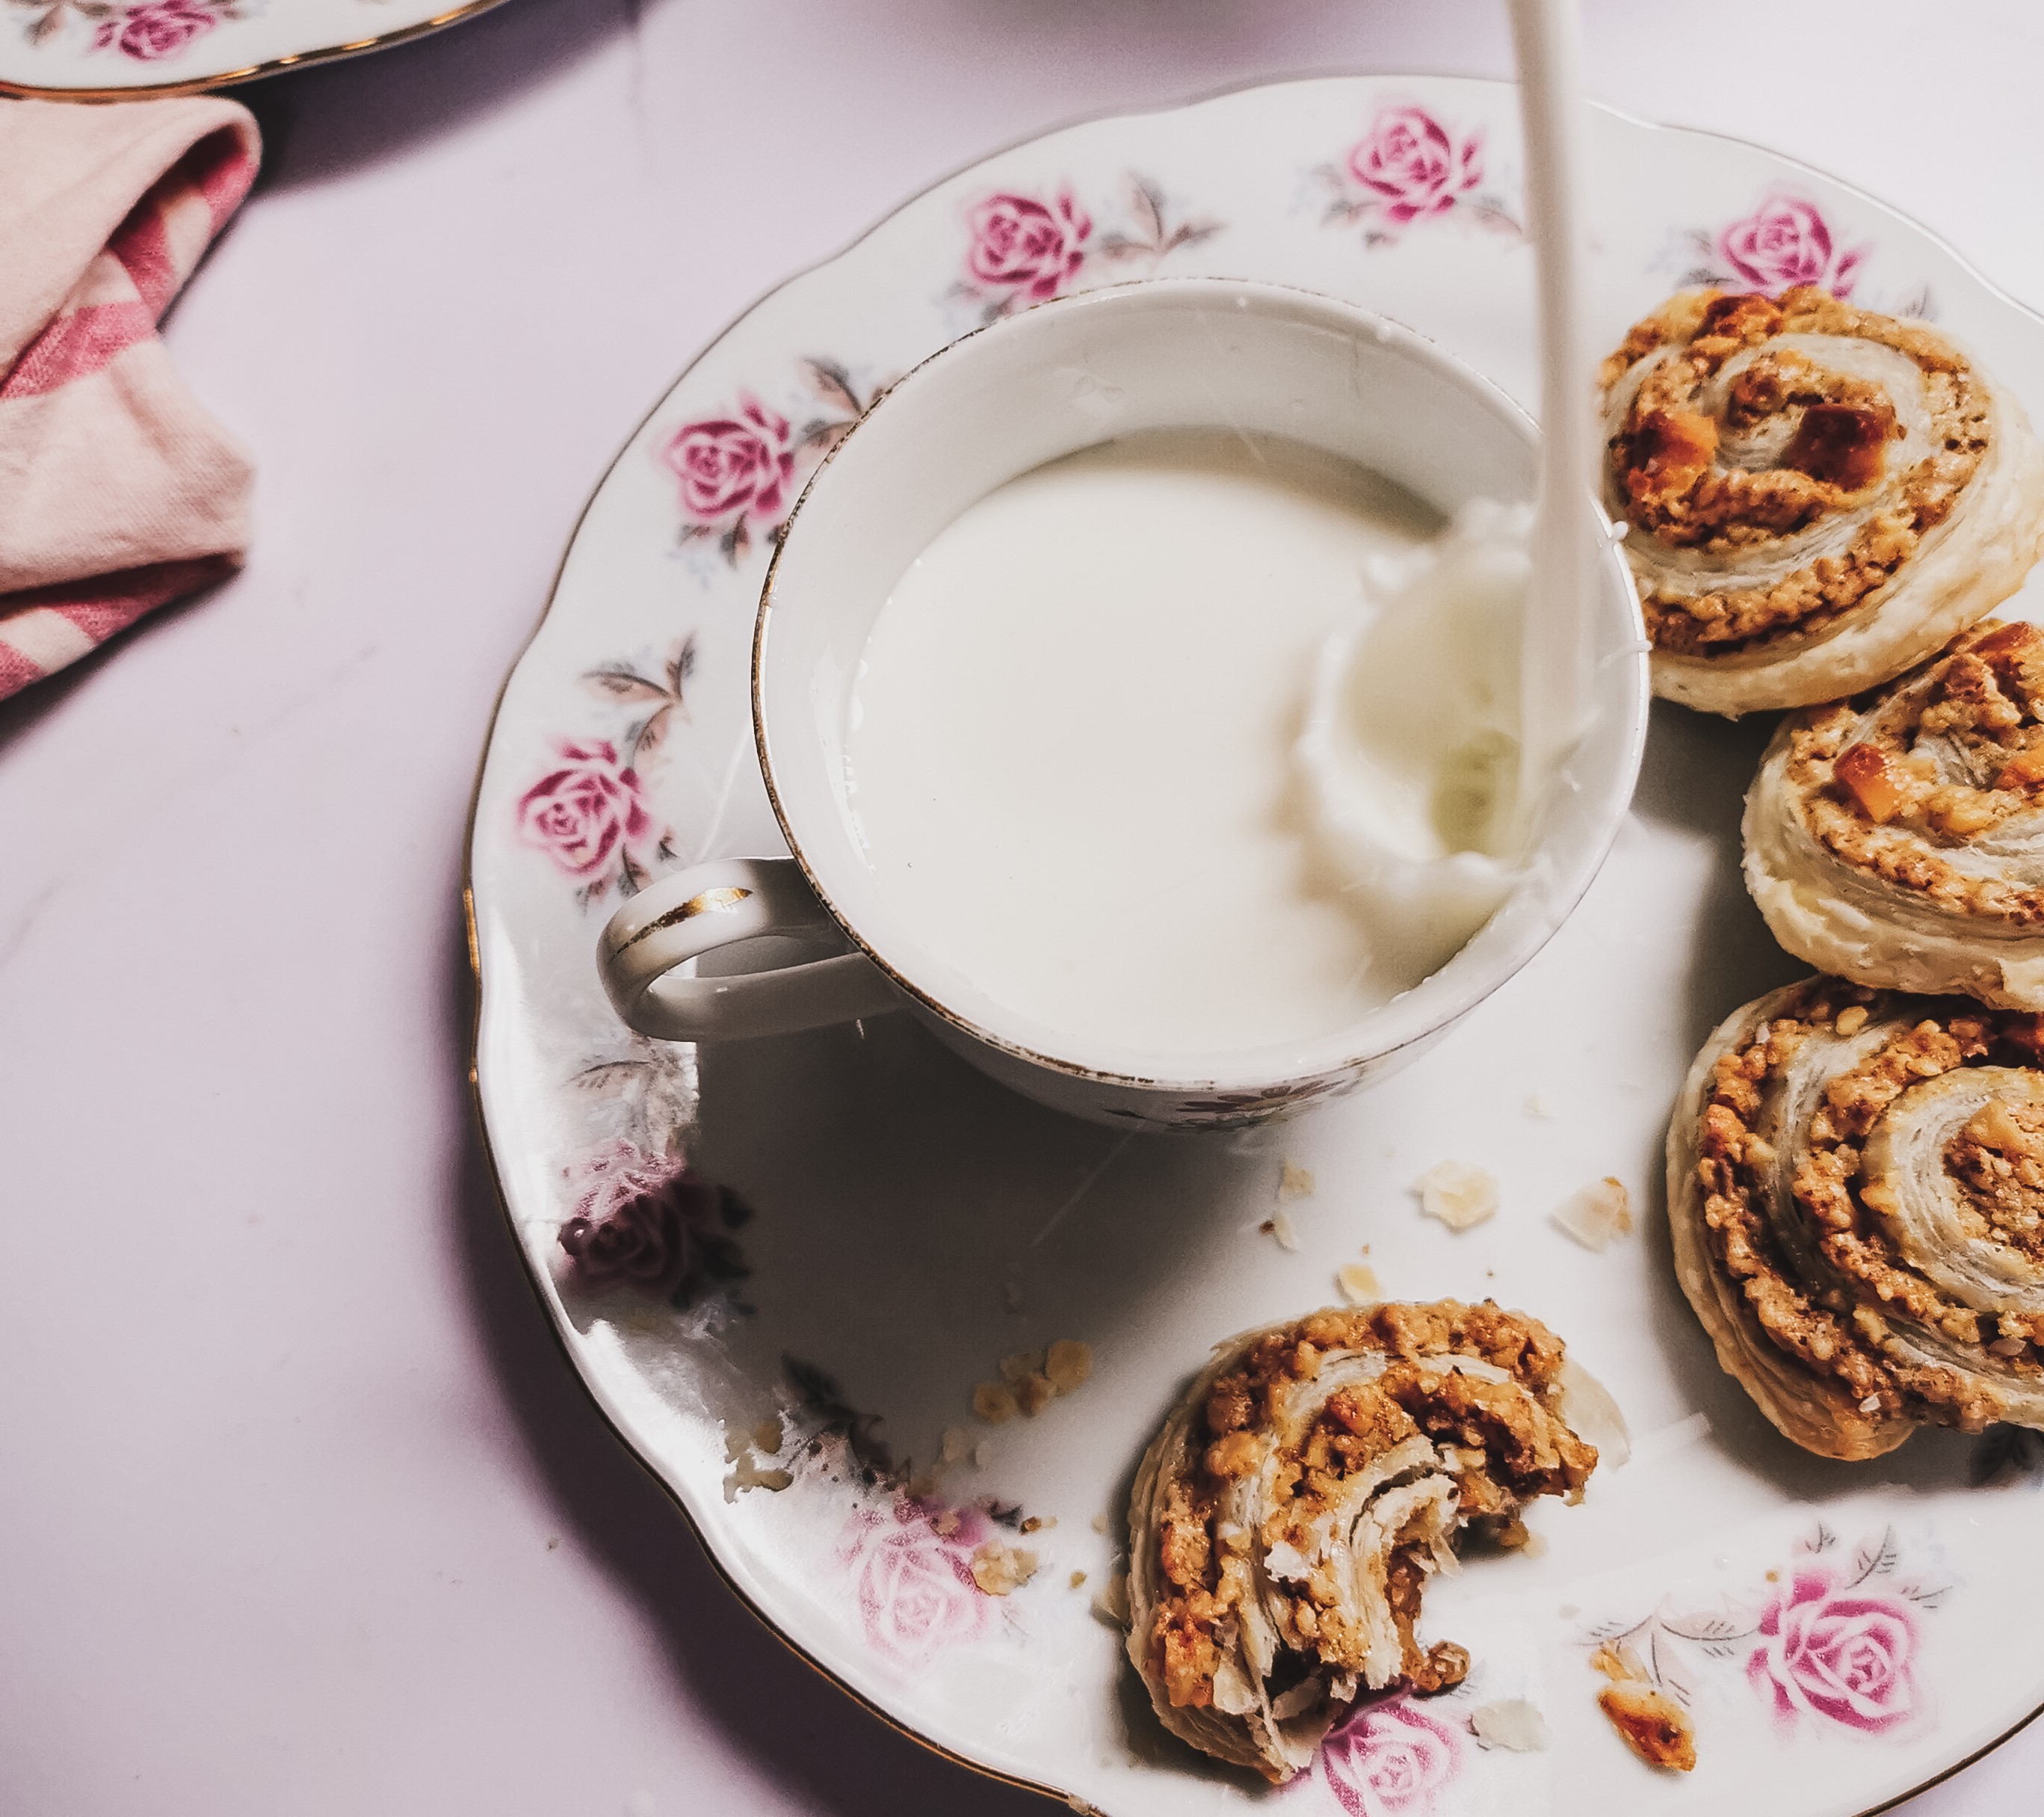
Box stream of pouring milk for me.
[1299,0,1595,948]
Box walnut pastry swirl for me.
[1670,978,2044,1461]
[1746,620,2044,1007]
[1126,1302,1599,1783]
[1601,287,2044,716]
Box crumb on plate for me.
[1337,1261,1381,1304]
[1554,1176,1633,1252]
[1470,1700,1551,1752]
[970,1540,1039,1596]
[1417,1160,1500,1230]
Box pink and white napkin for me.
[0,95,260,703]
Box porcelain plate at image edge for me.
[0,0,508,97]
[466,75,2044,1817]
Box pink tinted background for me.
[3,1,2043,1811]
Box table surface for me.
[4,2,2042,1810]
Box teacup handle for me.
[597,857,901,1041]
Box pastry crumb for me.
[751,1416,783,1455]
[1016,1372,1057,1416]
[1417,1160,1500,1231]
[970,1540,1039,1596]
[1337,1261,1382,1304]
[1596,1679,1696,1771]
[998,1349,1044,1384]
[932,1508,960,1537]
[972,1441,990,1469]
[723,1452,794,1499]
[1553,1176,1633,1251]
[1267,1209,1301,1251]
[973,1382,1019,1423]
[1525,1093,1556,1120]
[1069,1569,1087,1588]
[1278,1161,1316,1202]
[939,1425,970,1465]
[1020,1514,1057,1534]
[1045,1339,1093,1392]
[1091,1512,1111,1535]
[1471,1700,1551,1752]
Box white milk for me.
[842,428,1455,1058]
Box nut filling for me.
[1126,1302,1598,1784]
[1743,620,2044,1012]
[1669,978,2044,1460]
[1602,289,1986,658]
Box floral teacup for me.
[596,278,1646,1129]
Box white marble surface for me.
[2,2,2040,1810]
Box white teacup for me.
[599,279,1646,1129]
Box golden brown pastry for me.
[1669,978,2044,1460]
[1745,619,2044,1008]
[1600,288,2044,717]
[1125,1301,1599,1783]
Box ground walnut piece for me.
[1786,620,2044,925]
[1148,1303,1595,1715]
[1601,288,1989,655]
[1694,981,2044,1427]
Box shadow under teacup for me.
[598,277,1647,1129]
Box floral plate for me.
[467,75,2044,1817]
[0,0,506,96]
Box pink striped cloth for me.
[0,96,261,703]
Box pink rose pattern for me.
[555,1137,751,1307]
[966,189,1093,305]
[516,738,655,882]
[85,0,223,58]
[953,175,1221,325]
[1350,105,1483,225]
[1587,1526,1946,1747]
[1669,194,1905,307]
[521,638,692,905]
[839,1500,993,1668]
[1747,1564,1919,1733]
[1718,195,1867,297]
[1321,105,1519,244]
[1318,1697,1463,1817]
[660,360,875,566]
[664,396,794,527]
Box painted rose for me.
[1347,106,1483,225]
[96,0,219,59]
[661,395,795,525]
[1747,1567,1919,1732]
[515,738,652,878]
[1320,1697,1462,1817]
[840,1501,989,1668]
[1719,196,1866,297]
[965,189,1093,301]
[557,1140,721,1298]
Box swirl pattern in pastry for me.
[1599,287,2044,716]
[1669,978,2044,1461]
[1124,1301,1598,1783]
[1746,619,2044,1007]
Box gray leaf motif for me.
[582,670,669,703]
[800,357,860,419]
